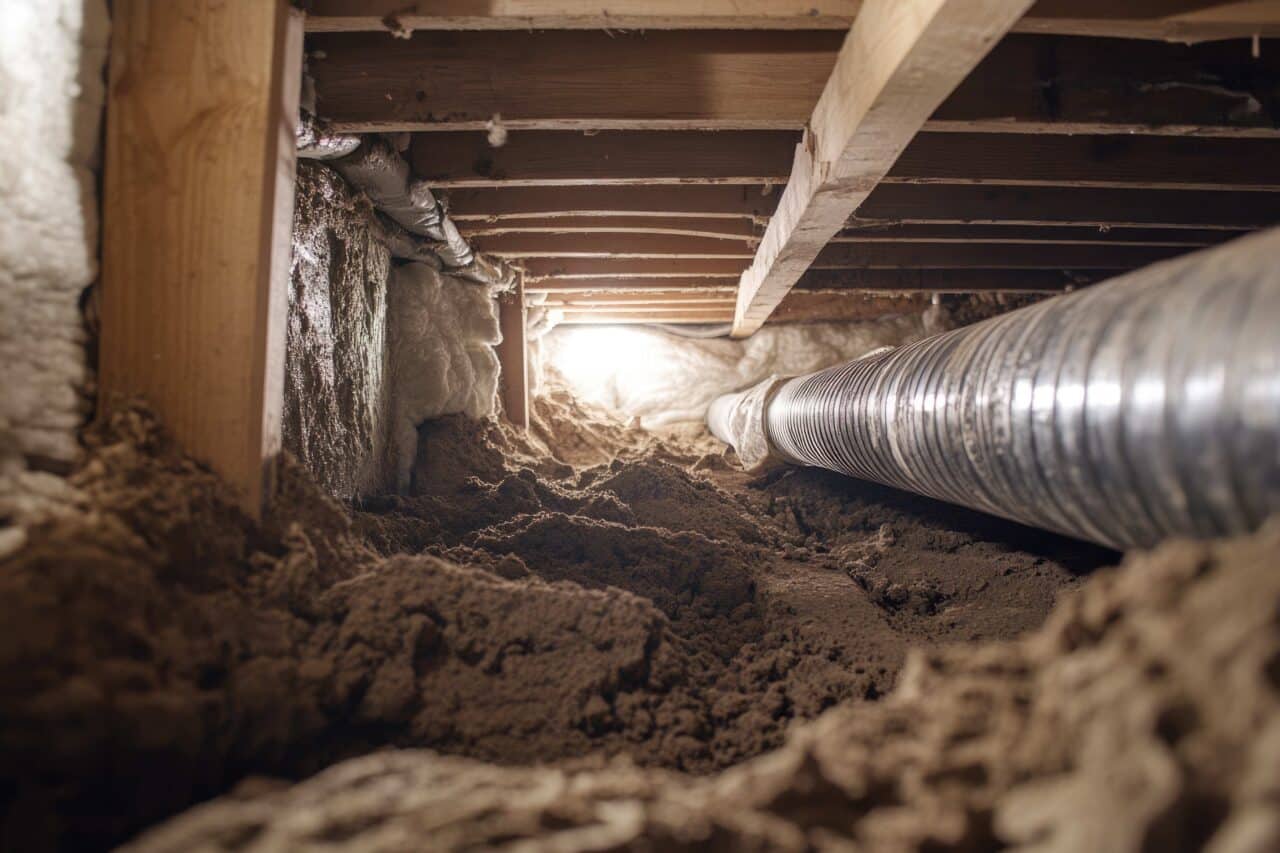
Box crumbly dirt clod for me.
[124,519,1280,853]
[0,398,1135,851]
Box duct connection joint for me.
[707,375,792,472]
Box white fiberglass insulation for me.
[0,0,108,557]
[386,263,502,490]
[540,310,944,428]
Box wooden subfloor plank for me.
[496,274,529,429]
[443,185,780,220]
[101,0,302,517]
[814,242,1186,269]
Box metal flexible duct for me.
[709,230,1280,551]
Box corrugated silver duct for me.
[709,230,1280,551]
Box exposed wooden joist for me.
[308,30,844,131]
[814,242,1186,269]
[731,0,1035,337]
[1015,0,1280,42]
[771,290,933,323]
[474,233,754,258]
[101,0,303,517]
[443,185,779,221]
[303,0,864,31]
[557,310,734,324]
[304,0,1280,42]
[522,258,747,279]
[889,133,1280,192]
[412,131,797,187]
[457,216,763,241]
[929,34,1280,138]
[540,292,737,306]
[797,268,1101,292]
[310,29,1279,136]
[833,223,1242,246]
[547,301,735,314]
[525,278,739,293]
[855,185,1280,229]
[496,274,529,429]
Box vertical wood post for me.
[100,0,304,516]
[497,273,530,430]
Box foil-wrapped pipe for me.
[709,230,1280,551]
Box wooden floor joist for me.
[443,185,779,221]
[797,268,1101,292]
[930,35,1280,138]
[308,30,845,131]
[101,0,302,517]
[855,185,1280,229]
[522,257,747,279]
[832,224,1244,246]
[525,278,739,293]
[458,216,763,241]
[412,131,797,187]
[889,133,1280,192]
[473,233,755,258]
[305,0,1280,42]
[813,242,1185,269]
[731,0,1036,337]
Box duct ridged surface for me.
[744,230,1280,551]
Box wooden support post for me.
[100,0,303,517]
[497,274,530,430]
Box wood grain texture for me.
[796,268,1101,292]
[473,233,755,258]
[521,257,746,279]
[458,216,763,240]
[732,0,1035,336]
[412,130,797,186]
[443,185,780,220]
[308,30,844,131]
[304,0,1280,41]
[525,278,739,293]
[855,184,1280,228]
[496,275,529,429]
[930,34,1280,138]
[889,133,1280,191]
[814,242,1185,269]
[100,0,303,517]
[833,223,1242,245]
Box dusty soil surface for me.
[2,397,1114,850]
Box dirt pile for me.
[125,519,1280,853]
[1,400,1110,850]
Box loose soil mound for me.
[1,401,1112,850]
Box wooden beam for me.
[889,133,1280,192]
[308,30,845,132]
[412,130,796,187]
[541,292,737,306]
[304,0,1280,41]
[496,275,529,429]
[303,0,863,31]
[526,278,739,293]
[929,34,1280,138]
[732,0,1034,337]
[101,0,302,517]
[443,185,779,221]
[1017,0,1280,42]
[522,258,746,279]
[797,268,1100,292]
[473,233,754,258]
[771,290,933,323]
[813,242,1186,269]
[458,216,763,241]
[557,310,735,324]
[855,185,1280,229]
[833,223,1244,246]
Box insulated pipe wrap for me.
[729,231,1280,551]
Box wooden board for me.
[100,0,303,517]
[522,257,747,279]
[813,242,1186,269]
[303,0,863,30]
[308,30,845,131]
[732,0,1035,336]
[890,133,1280,191]
[458,216,763,240]
[473,233,755,258]
[557,310,735,324]
[412,130,797,186]
[304,0,1280,41]
[525,278,739,293]
[930,34,1280,138]
[833,223,1244,246]
[443,185,780,220]
[797,268,1101,292]
[496,275,529,429]
[855,185,1280,228]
